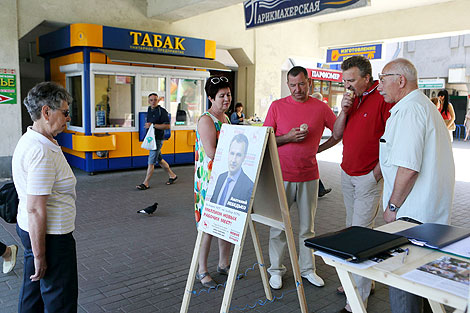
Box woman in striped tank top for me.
[12,82,78,313]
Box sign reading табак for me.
[244,0,369,29]
[0,69,17,105]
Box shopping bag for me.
[141,124,157,150]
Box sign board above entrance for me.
[326,43,382,63]
[38,24,216,60]
[418,78,445,89]
[307,68,342,82]
[0,69,17,105]
[244,0,369,29]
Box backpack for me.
[0,181,18,223]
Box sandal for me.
[136,184,149,190]
[166,176,178,185]
[196,272,217,288]
[217,265,230,276]
[217,265,244,279]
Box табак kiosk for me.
[37,23,228,173]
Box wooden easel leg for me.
[336,268,367,313]
[283,222,309,313]
[428,299,446,313]
[180,229,204,313]
[267,131,308,313]
[248,217,273,301]
[220,242,245,313]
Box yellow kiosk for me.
[38,23,228,173]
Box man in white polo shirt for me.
[377,58,455,313]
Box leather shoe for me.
[318,188,332,197]
[269,274,282,289]
[3,245,17,274]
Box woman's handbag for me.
[141,124,157,150]
[0,181,18,223]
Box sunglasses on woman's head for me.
[210,77,229,84]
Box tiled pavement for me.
[0,141,469,313]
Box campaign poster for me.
[199,125,267,245]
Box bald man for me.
[378,58,455,313]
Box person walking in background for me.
[1,241,17,274]
[464,108,470,141]
[437,89,456,142]
[136,93,177,190]
[194,76,233,288]
[378,58,454,313]
[12,82,79,313]
[230,102,245,125]
[264,66,339,290]
[311,92,332,198]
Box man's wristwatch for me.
[388,202,400,212]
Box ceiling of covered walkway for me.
[147,0,452,23]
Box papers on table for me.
[314,250,377,269]
[402,256,470,299]
[440,236,470,259]
[315,248,407,270]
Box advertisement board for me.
[0,69,17,105]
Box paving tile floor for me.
[0,141,469,313]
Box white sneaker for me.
[269,274,282,289]
[301,272,324,287]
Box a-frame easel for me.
[180,126,308,313]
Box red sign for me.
[307,68,342,82]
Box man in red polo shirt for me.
[264,66,339,290]
[332,56,393,313]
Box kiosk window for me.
[141,76,166,110]
[170,78,204,126]
[95,74,135,128]
[67,76,83,127]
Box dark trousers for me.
[17,225,78,313]
[390,218,431,313]
[318,179,326,194]
[0,241,6,256]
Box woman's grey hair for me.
[24,82,73,121]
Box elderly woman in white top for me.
[12,82,77,313]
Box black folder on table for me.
[304,226,409,263]
[394,223,470,249]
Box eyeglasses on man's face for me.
[210,76,229,84]
[378,73,401,82]
[59,109,70,117]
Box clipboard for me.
[304,226,409,263]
